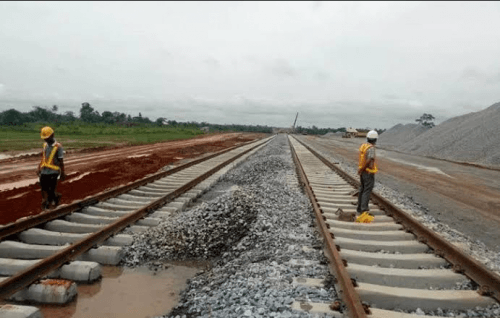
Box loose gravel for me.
[122,135,338,318]
[385,102,500,167]
[301,137,500,317]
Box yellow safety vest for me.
[40,142,61,171]
[358,143,378,174]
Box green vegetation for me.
[0,122,203,152]
[0,102,274,152]
[416,113,435,128]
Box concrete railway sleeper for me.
[288,135,499,318]
[0,136,273,317]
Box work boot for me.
[52,192,62,207]
[41,200,49,210]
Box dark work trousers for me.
[357,172,375,213]
[40,174,59,204]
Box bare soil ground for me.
[0,133,265,225]
[301,135,500,252]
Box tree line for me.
[0,103,390,135]
[295,126,386,135]
[0,103,162,126]
[0,103,274,133]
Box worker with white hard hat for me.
[36,126,66,210]
[356,130,379,218]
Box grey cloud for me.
[459,68,500,84]
[268,59,297,77]
[203,57,221,68]
[315,72,330,80]
[311,1,322,10]
[1,2,500,129]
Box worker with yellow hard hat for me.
[36,126,66,210]
[355,130,379,223]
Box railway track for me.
[288,135,500,318]
[0,136,272,316]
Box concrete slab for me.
[128,189,164,198]
[369,308,438,318]
[0,278,77,304]
[290,301,343,317]
[115,193,153,202]
[126,225,150,233]
[165,201,187,210]
[44,220,104,233]
[292,277,325,288]
[0,259,101,282]
[18,228,132,246]
[326,219,403,231]
[288,259,319,266]
[348,263,465,289]
[174,197,191,203]
[357,282,496,311]
[105,198,146,207]
[136,217,161,227]
[149,211,171,219]
[0,241,123,265]
[95,202,137,211]
[335,237,429,254]
[137,185,173,194]
[323,213,394,223]
[66,212,118,224]
[81,206,129,218]
[0,304,43,318]
[329,227,415,241]
[340,249,447,269]
[157,206,179,213]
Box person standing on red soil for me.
[36,126,66,210]
[356,130,378,216]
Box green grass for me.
[0,122,204,152]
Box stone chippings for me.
[305,139,500,317]
[122,190,257,265]
[123,135,338,318]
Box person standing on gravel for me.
[36,126,66,210]
[356,130,378,215]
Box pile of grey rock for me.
[122,189,257,266]
[383,101,500,167]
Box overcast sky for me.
[1,1,499,129]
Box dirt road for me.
[0,133,265,225]
[298,135,500,253]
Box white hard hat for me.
[367,130,378,139]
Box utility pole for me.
[292,112,299,132]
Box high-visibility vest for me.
[39,142,61,171]
[358,143,378,174]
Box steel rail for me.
[292,135,500,303]
[0,138,262,241]
[288,136,367,318]
[0,137,271,299]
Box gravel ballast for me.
[122,135,338,318]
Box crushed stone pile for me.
[321,131,343,138]
[397,102,500,167]
[122,190,257,265]
[378,123,430,149]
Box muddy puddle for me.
[38,261,209,318]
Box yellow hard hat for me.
[40,126,54,139]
